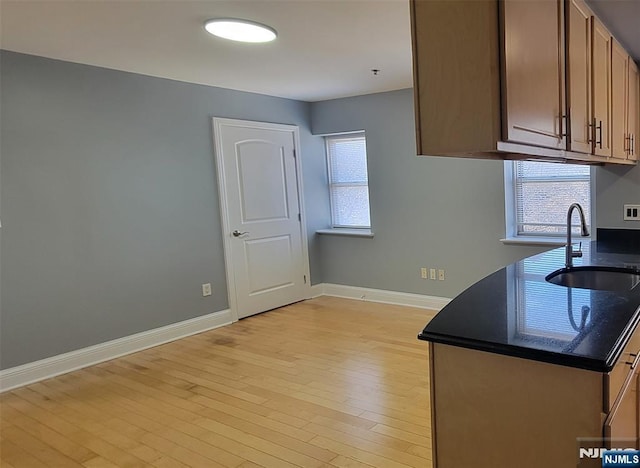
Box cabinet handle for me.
[625,135,631,154]
[560,115,568,138]
[624,134,635,156]
[596,120,603,149]
[627,353,640,369]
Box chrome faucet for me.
[565,203,590,268]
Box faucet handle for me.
[571,241,583,258]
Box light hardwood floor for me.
[0,296,435,468]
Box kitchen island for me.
[419,229,640,468]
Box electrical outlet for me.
[430,268,437,280]
[421,267,428,279]
[202,283,212,297]
[438,269,445,281]
[623,204,640,221]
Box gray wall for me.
[4,51,637,371]
[595,163,640,230]
[0,51,327,369]
[310,89,547,299]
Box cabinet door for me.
[567,0,593,154]
[611,40,629,159]
[410,0,502,155]
[629,59,639,160]
[502,0,566,150]
[605,367,639,450]
[592,18,612,157]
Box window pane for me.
[326,133,371,228]
[328,137,368,183]
[330,186,371,227]
[517,161,590,179]
[515,161,591,236]
[518,181,591,235]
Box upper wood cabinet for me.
[502,0,566,150]
[568,3,639,161]
[611,39,629,159]
[567,0,592,154]
[410,0,502,156]
[629,60,639,160]
[591,17,613,158]
[410,0,637,166]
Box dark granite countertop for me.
[418,231,640,372]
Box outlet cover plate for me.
[623,204,640,221]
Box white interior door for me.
[213,118,310,319]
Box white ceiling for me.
[586,0,640,63]
[1,1,638,103]
[0,0,413,102]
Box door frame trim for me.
[212,117,312,322]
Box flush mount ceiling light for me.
[204,18,277,43]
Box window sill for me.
[316,228,374,238]
[500,236,582,247]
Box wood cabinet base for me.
[429,343,605,467]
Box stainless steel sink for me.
[546,266,640,292]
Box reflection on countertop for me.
[418,236,640,372]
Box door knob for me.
[232,230,248,237]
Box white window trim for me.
[316,228,374,238]
[324,131,372,230]
[499,236,568,246]
[502,161,594,246]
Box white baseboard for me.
[1,285,448,392]
[310,283,325,298]
[311,282,451,311]
[0,309,233,393]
